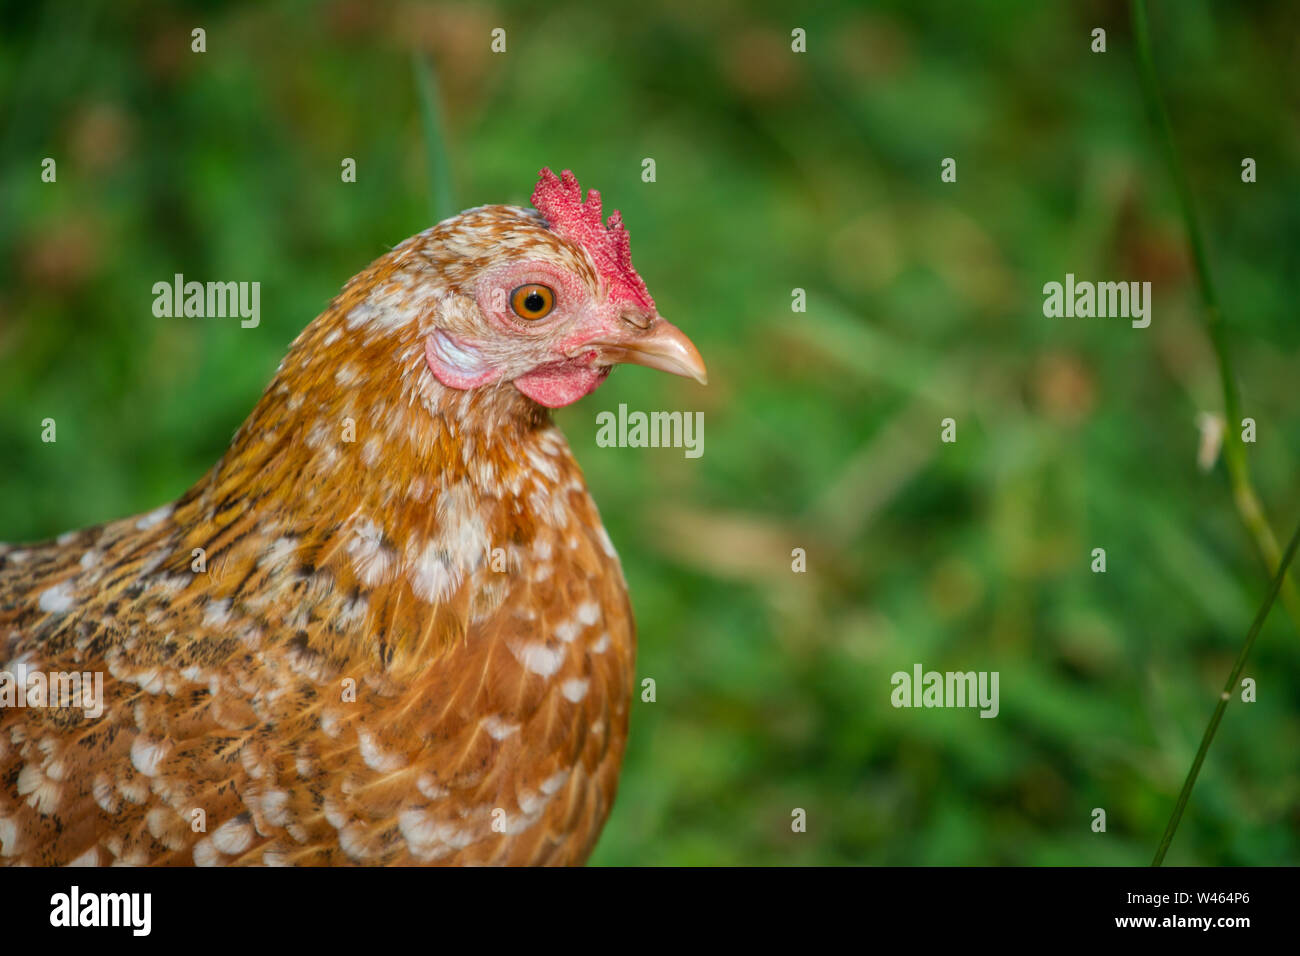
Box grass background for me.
[1,0,1298,864]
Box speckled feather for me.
[0,191,641,866]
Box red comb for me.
[530,168,655,313]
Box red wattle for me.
[513,363,610,408]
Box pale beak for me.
[587,316,708,385]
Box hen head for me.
[423,168,706,408]
[322,168,706,420]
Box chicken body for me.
[0,170,705,865]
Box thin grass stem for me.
[1151,513,1300,864]
[1130,0,1300,634]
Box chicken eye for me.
[509,284,555,321]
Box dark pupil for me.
[523,291,545,313]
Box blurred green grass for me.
[1,0,1298,864]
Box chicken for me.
[0,168,706,866]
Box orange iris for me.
[510,284,555,320]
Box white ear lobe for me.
[425,330,498,390]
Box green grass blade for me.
[1130,0,1300,634]
[1152,513,1300,865]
